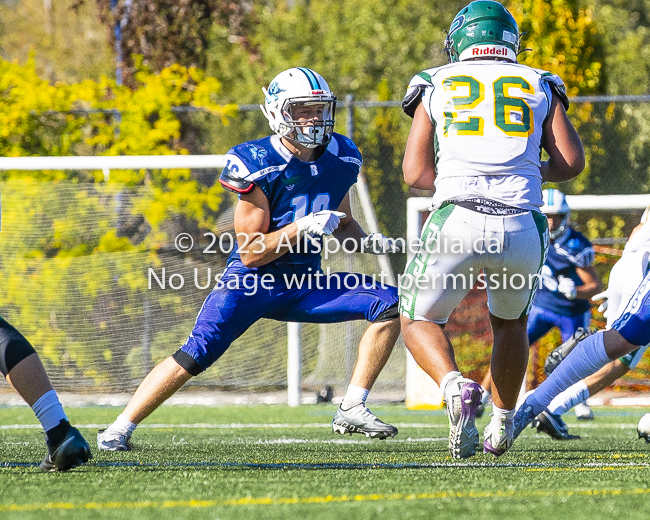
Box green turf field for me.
[1,404,649,519]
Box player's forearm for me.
[575,281,603,301]
[237,225,301,267]
[332,219,366,247]
[540,153,584,183]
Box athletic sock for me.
[341,384,369,410]
[490,404,515,427]
[529,332,610,414]
[547,380,590,416]
[107,414,138,437]
[440,371,463,403]
[31,390,69,445]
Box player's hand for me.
[295,211,346,236]
[557,276,577,300]
[361,233,402,254]
[592,290,609,316]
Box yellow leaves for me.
[507,0,603,95]
[0,54,232,162]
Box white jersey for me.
[625,220,650,253]
[405,61,566,211]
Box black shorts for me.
[0,318,37,376]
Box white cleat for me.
[332,404,398,439]
[574,402,594,421]
[444,378,482,459]
[97,429,131,451]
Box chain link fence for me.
[1,95,649,399]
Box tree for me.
[90,0,261,87]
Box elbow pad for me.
[402,84,426,118]
[550,83,570,111]
[219,167,254,194]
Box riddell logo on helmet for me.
[311,90,326,95]
[472,46,508,56]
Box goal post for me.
[0,155,403,405]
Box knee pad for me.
[0,319,37,377]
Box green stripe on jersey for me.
[399,203,455,320]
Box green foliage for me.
[0,0,113,83]
[93,0,260,87]
[509,0,604,95]
[0,57,235,382]
[0,55,234,237]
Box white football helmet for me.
[261,67,336,148]
[541,188,571,240]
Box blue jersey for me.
[221,133,362,278]
[534,229,595,316]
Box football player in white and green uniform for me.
[399,0,585,458]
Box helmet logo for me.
[267,81,285,101]
[449,15,464,36]
[471,46,509,57]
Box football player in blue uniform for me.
[1,318,91,471]
[527,189,602,345]
[480,188,602,417]
[513,267,650,443]
[97,67,402,451]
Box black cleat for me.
[40,426,92,472]
[534,411,580,441]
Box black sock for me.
[46,419,71,447]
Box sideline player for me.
[98,67,402,451]
[513,266,650,442]
[480,188,601,419]
[534,207,650,439]
[1,318,91,470]
[399,0,584,458]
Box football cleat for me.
[533,411,580,440]
[483,416,513,457]
[544,327,591,376]
[39,426,92,472]
[638,413,650,444]
[445,378,482,459]
[574,402,594,420]
[97,429,132,451]
[331,404,398,439]
[512,398,538,441]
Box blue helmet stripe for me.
[298,67,320,89]
[549,189,554,206]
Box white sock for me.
[32,390,68,432]
[491,405,515,421]
[341,384,369,410]
[530,332,610,414]
[107,413,138,436]
[440,371,463,402]
[547,380,590,416]
[490,405,515,429]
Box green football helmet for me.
[444,1,520,63]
